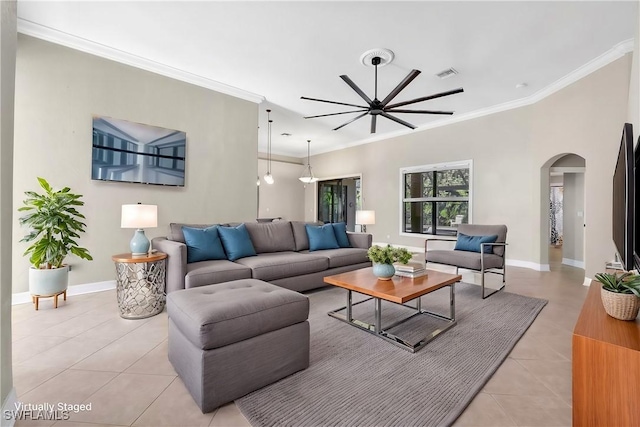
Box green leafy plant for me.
[595,272,640,297]
[367,244,412,265]
[19,177,93,269]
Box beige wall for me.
[0,0,16,410]
[306,55,631,279]
[12,35,258,293]
[258,158,305,221]
[562,173,585,265]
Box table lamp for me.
[121,203,158,255]
[355,210,375,233]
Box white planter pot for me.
[29,265,69,296]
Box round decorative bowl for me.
[601,287,640,320]
[373,263,395,281]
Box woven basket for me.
[601,287,640,320]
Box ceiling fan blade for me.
[333,112,369,131]
[380,112,416,130]
[301,96,368,109]
[340,75,373,105]
[385,109,454,115]
[370,115,377,134]
[380,69,421,106]
[304,109,368,119]
[385,88,464,109]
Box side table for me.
[112,252,168,319]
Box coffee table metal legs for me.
[328,283,457,353]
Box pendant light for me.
[299,140,318,184]
[263,109,274,184]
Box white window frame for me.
[399,159,473,238]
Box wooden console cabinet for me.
[572,281,640,426]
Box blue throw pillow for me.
[182,226,227,263]
[217,224,257,261]
[331,222,351,248]
[455,233,499,254]
[306,224,340,251]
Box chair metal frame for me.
[424,239,508,299]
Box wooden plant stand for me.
[31,290,67,310]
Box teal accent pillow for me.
[455,233,498,254]
[217,224,257,261]
[182,226,226,263]
[331,222,351,248]
[306,224,340,251]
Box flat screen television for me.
[612,123,634,271]
[92,116,186,186]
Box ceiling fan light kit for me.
[302,48,464,134]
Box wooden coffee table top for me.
[324,267,462,304]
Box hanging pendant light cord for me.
[267,110,272,174]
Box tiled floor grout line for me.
[486,393,518,426]
[511,358,572,408]
[128,375,178,427]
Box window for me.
[401,160,472,236]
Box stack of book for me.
[394,260,428,279]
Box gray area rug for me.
[236,282,547,427]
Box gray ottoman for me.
[167,278,310,413]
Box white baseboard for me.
[1,387,17,427]
[583,276,593,287]
[12,280,116,305]
[505,259,550,271]
[562,258,585,269]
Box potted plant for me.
[595,271,640,320]
[367,244,412,280]
[19,177,93,300]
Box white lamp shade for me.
[356,210,375,225]
[121,204,158,229]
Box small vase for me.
[601,287,640,320]
[373,263,395,280]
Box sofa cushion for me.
[182,225,227,263]
[185,260,252,289]
[218,224,257,261]
[454,233,498,254]
[291,221,323,251]
[244,221,296,253]
[234,252,329,281]
[170,223,217,243]
[331,222,351,248]
[167,279,309,350]
[457,224,507,256]
[426,249,504,271]
[306,224,340,251]
[300,247,368,268]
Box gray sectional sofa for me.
[152,220,372,293]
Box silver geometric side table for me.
[112,252,168,320]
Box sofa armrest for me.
[347,232,372,249]
[152,237,187,293]
[425,238,457,252]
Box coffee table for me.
[323,267,462,353]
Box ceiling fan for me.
[301,50,464,134]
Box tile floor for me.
[11,246,586,427]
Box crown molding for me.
[315,39,635,156]
[17,19,266,104]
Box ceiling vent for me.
[280,132,292,136]
[436,68,458,79]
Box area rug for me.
[236,282,547,427]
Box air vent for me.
[280,133,292,136]
[436,68,458,79]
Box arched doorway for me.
[540,153,586,273]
